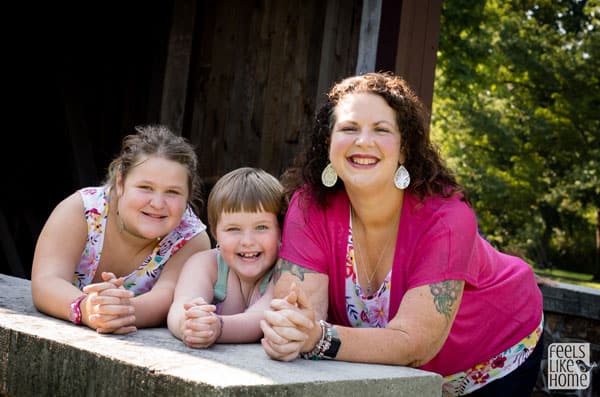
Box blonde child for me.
[167,167,284,348]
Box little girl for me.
[168,167,284,348]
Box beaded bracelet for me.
[215,315,224,341]
[68,294,87,325]
[300,320,333,360]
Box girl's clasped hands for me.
[82,272,136,334]
[179,297,221,349]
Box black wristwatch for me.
[299,320,342,360]
[321,320,341,359]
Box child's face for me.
[116,156,189,240]
[215,210,280,281]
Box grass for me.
[534,267,600,289]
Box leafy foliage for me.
[432,0,600,276]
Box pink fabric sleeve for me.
[279,191,331,273]
[402,196,482,289]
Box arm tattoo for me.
[272,259,315,283]
[429,280,461,320]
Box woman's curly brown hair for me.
[281,72,465,208]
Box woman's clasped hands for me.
[261,283,318,361]
[81,272,136,334]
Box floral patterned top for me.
[345,223,392,328]
[72,186,206,295]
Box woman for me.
[260,73,544,396]
[31,125,211,334]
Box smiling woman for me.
[30,125,211,334]
[260,72,545,397]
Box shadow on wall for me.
[2,3,174,278]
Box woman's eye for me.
[337,125,357,133]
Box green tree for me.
[432,0,600,278]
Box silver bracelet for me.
[299,320,333,360]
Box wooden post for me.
[376,0,442,113]
[395,0,442,112]
[160,0,197,135]
[356,0,383,75]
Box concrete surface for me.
[0,274,441,396]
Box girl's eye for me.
[225,227,240,232]
[256,225,268,231]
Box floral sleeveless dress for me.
[72,186,206,295]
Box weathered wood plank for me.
[356,0,383,74]
[160,0,197,135]
[394,0,442,111]
[184,0,361,179]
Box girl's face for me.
[116,156,189,240]
[329,93,402,194]
[215,210,280,282]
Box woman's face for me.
[329,93,402,193]
[116,156,189,240]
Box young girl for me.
[31,125,211,334]
[168,167,284,348]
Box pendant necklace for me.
[351,208,396,295]
[238,279,256,309]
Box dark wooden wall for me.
[3,3,175,278]
[1,0,441,278]
[163,0,362,182]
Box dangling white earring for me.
[321,163,338,187]
[394,165,410,190]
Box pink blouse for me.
[279,187,543,376]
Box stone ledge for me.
[0,274,441,396]
[540,282,600,321]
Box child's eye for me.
[225,227,240,232]
[256,225,268,231]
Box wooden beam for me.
[356,0,383,74]
[394,0,442,111]
[160,0,196,135]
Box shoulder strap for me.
[212,251,229,303]
[259,266,274,295]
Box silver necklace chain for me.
[351,208,395,295]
